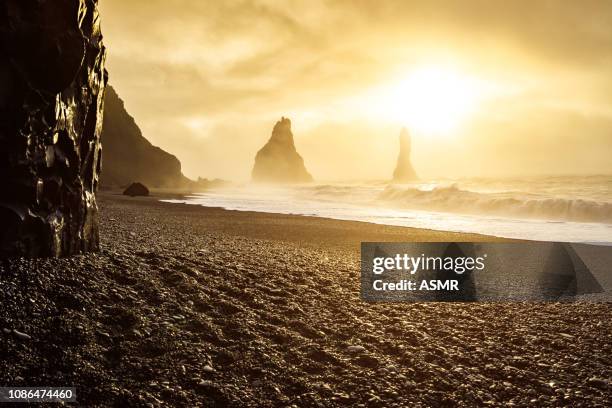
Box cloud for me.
[99,0,612,180]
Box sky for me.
[99,0,612,181]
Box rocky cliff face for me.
[252,117,313,183]
[100,86,190,188]
[392,128,418,182]
[0,0,106,257]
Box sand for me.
[0,192,610,406]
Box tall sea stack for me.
[0,0,107,257]
[392,128,418,182]
[252,117,313,183]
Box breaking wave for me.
[379,184,612,223]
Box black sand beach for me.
[1,193,610,407]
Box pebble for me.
[2,328,10,335]
[198,380,213,387]
[98,331,111,339]
[203,365,214,373]
[334,392,351,401]
[347,345,366,353]
[367,395,382,403]
[587,377,608,388]
[354,355,379,368]
[13,330,31,340]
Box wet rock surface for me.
[0,0,106,257]
[252,117,313,183]
[0,194,610,407]
[392,128,417,182]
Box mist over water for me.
[164,175,612,244]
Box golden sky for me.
[100,0,612,181]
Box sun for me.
[369,65,492,136]
[393,67,482,134]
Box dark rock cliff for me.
[252,117,313,183]
[392,128,418,182]
[0,0,106,257]
[100,86,190,188]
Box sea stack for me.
[0,0,106,257]
[252,117,313,183]
[392,128,418,182]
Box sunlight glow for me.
[182,116,210,133]
[367,65,498,136]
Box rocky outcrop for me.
[123,182,149,197]
[0,0,107,257]
[252,117,313,183]
[392,128,418,182]
[100,86,190,188]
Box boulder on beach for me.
[392,128,418,182]
[252,117,313,183]
[123,182,150,197]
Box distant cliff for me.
[100,86,190,188]
[392,128,418,182]
[252,117,313,183]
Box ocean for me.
[163,175,612,244]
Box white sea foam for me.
[162,176,612,244]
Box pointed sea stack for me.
[392,128,418,182]
[252,117,313,183]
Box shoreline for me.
[142,187,612,245]
[99,190,507,251]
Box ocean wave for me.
[309,185,356,195]
[379,184,612,223]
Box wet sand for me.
[0,192,610,406]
